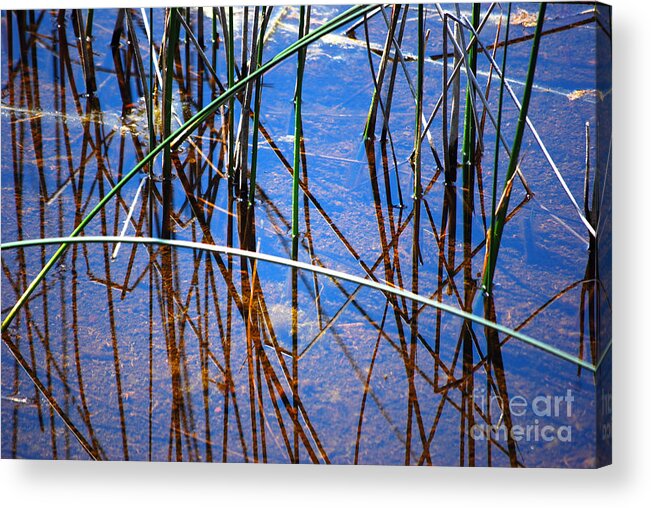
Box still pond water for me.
[1,3,611,466]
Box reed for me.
[292,6,308,262]
[248,7,272,208]
[482,3,547,293]
[413,4,424,200]
[362,5,401,142]
[460,4,480,221]
[227,6,235,177]
[291,4,309,463]
[161,8,181,239]
[484,4,512,294]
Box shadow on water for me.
[1,3,611,466]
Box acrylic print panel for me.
[0,2,612,467]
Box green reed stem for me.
[162,8,180,183]
[249,6,271,207]
[211,9,217,79]
[148,8,155,153]
[485,4,512,294]
[460,4,480,206]
[291,5,310,463]
[362,6,401,142]
[161,8,181,239]
[292,6,307,261]
[483,2,546,293]
[125,11,150,134]
[413,4,424,199]
[85,9,94,39]
[227,7,235,176]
